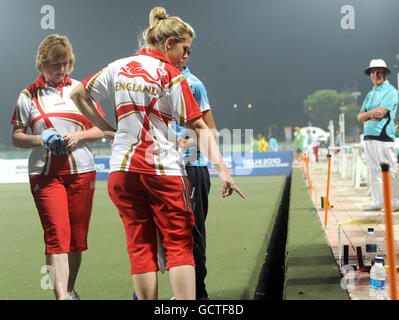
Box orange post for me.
[324,154,332,226]
[381,163,398,300]
[299,153,306,178]
[306,154,309,179]
[305,153,312,193]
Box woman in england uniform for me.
[71,7,244,300]
[11,34,104,300]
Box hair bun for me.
[142,6,195,49]
[149,7,168,27]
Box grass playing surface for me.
[283,168,350,300]
[0,175,285,300]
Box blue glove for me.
[40,130,66,156]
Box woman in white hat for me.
[358,59,399,211]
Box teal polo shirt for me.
[361,80,398,141]
[173,67,211,166]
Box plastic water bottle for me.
[365,228,377,266]
[369,257,386,300]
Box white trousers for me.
[364,140,399,206]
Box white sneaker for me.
[363,203,382,211]
[381,205,399,212]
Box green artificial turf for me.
[283,168,350,300]
[201,175,285,300]
[0,175,285,300]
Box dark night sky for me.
[2,0,399,147]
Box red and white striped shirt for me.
[11,74,104,176]
[82,48,203,176]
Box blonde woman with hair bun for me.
[143,7,195,50]
[71,7,244,300]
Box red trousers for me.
[313,146,319,162]
[108,171,195,274]
[30,172,96,254]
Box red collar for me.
[136,48,171,65]
[34,74,72,89]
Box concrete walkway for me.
[301,157,399,300]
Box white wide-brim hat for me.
[364,59,391,75]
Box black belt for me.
[364,135,393,142]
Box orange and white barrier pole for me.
[381,163,398,300]
[324,154,332,226]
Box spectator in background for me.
[293,126,303,162]
[268,135,278,152]
[257,134,269,152]
[312,130,320,162]
[304,129,313,159]
[251,135,259,153]
[335,130,341,154]
[358,58,399,211]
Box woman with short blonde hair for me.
[11,34,104,300]
[36,34,75,74]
